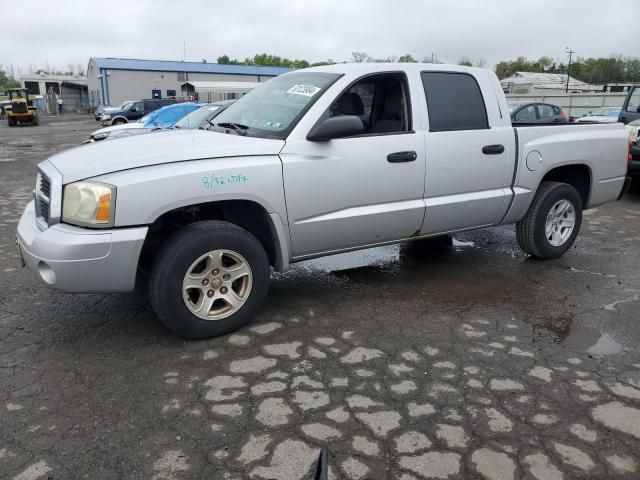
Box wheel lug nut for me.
[212,269,219,276]
[223,274,230,281]
[207,289,214,297]
[220,286,228,294]
[202,278,209,286]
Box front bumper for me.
[16,201,148,293]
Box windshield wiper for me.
[209,121,249,135]
[217,122,249,130]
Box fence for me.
[505,93,626,118]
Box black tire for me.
[516,181,583,259]
[32,115,39,126]
[149,221,270,339]
[7,117,16,127]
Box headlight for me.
[62,181,116,228]
[92,132,110,141]
[101,114,111,120]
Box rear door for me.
[620,87,640,124]
[419,71,513,235]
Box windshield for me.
[210,72,341,139]
[175,104,222,129]
[120,101,135,111]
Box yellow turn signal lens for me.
[96,193,111,222]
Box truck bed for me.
[502,122,629,224]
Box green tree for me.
[352,52,368,63]
[398,54,417,63]
[0,65,20,92]
[457,57,473,67]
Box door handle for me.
[387,151,417,163]
[482,144,505,155]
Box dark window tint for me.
[421,72,488,131]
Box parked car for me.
[94,101,135,122]
[172,100,235,130]
[100,98,175,126]
[618,85,640,125]
[509,101,568,124]
[576,108,621,123]
[17,63,629,339]
[86,103,201,142]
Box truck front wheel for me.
[516,181,583,259]
[149,221,271,338]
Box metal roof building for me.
[87,57,293,107]
[501,72,596,95]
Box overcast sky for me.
[2,0,639,75]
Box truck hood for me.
[48,129,285,183]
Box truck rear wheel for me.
[32,115,39,126]
[149,221,270,339]
[8,117,16,126]
[516,181,582,259]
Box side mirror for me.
[307,115,364,141]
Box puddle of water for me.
[562,326,624,357]
[299,245,400,273]
[298,235,465,273]
[452,239,476,248]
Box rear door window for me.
[537,104,555,120]
[514,105,537,122]
[144,101,158,112]
[421,72,489,131]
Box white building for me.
[87,58,293,107]
[20,73,89,112]
[500,72,596,95]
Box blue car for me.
[87,103,201,142]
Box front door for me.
[280,73,426,258]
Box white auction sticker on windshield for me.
[287,84,321,97]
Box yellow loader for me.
[4,88,39,126]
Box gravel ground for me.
[1,115,640,480]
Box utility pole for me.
[565,47,575,93]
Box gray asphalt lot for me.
[1,115,640,480]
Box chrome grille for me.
[35,171,51,224]
[40,174,51,198]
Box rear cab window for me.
[421,71,488,131]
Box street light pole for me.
[565,47,575,93]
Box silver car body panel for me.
[47,129,284,184]
[96,154,288,227]
[17,201,147,293]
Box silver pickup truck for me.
[17,63,630,338]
